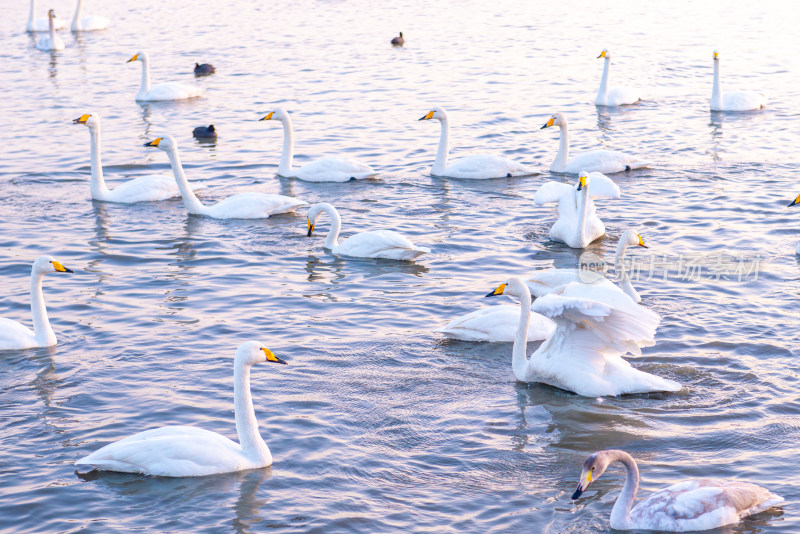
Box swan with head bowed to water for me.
[534,171,620,248]
[74,113,188,203]
[35,10,65,51]
[788,192,800,254]
[711,51,767,111]
[127,51,202,101]
[0,256,73,351]
[418,107,534,179]
[144,135,306,219]
[75,341,287,477]
[486,277,679,396]
[27,0,65,31]
[306,202,430,260]
[259,108,376,182]
[595,49,641,107]
[541,113,650,174]
[71,0,108,31]
[572,449,783,532]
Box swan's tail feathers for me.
[534,181,574,205]
[627,159,652,170]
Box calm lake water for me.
[1,0,799,532]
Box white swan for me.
[572,449,783,532]
[35,10,65,51]
[259,108,376,182]
[541,113,651,174]
[74,113,186,203]
[711,51,767,111]
[144,135,306,219]
[436,305,555,342]
[0,256,73,351]
[534,171,620,248]
[27,0,65,31]
[615,229,648,303]
[306,202,429,260]
[75,341,287,477]
[127,51,202,101]
[487,277,680,396]
[595,50,641,107]
[789,193,800,254]
[71,0,109,31]
[418,107,534,179]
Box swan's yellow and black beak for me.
[788,193,800,207]
[260,112,274,121]
[126,53,139,63]
[541,116,555,129]
[262,347,287,365]
[144,138,162,147]
[713,51,719,61]
[51,260,74,273]
[307,217,315,237]
[485,283,507,298]
[577,174,587,191]
[418,110,434,121]
[597,50,607,59]
[637,235,648,248]
[73,114,91,125]
[572,469,593,499]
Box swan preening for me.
[596,49,641,107]
[418,107,533,179]
[306,202,430,260]
[27,0,65,31]
[144,135,306,219]
[572,449,783,531]
[127,51,202,101]
[0,256,73,351]
[75,341,287,477]
[487,276,679,396]
[534,171,620,248]
[71,0,109,31]
[35,10,65,51]
[541,113,651,174]
[259,108,376,182]
[789,193,800,254]
[74,113,183,203]
[711,51,767,111]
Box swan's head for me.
[620,229,647,248]
[259,107,290,122]
[143,135,177,151]
[713,50,719,62]
[48,9,56,20]
[236,340,288,367]
[73,113,99,129]
[306,202,335,237]
[33,255,74,275]
[788,193,800,207]
[541,113,565,130]
[126,51,146,63]
[576,171,590,191]
[485,276,528,299]
[597,49,609,59]
[572,451,615,499]
[418,106,447,122]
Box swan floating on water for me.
[0,256,73,351]
[487,277,679,396]
[27,0,65,31]
[572,449,783,531]
[534,171,620,248]
[74,113,185,203]
[35,10,65,51]
[541,113,650,174]
[75,341,287,477]
[306,202,429,260]
[711,51,767,111]
[127,51,202,101]
[145,135,306,219]
[259,108,376,182]
[418,107,534,179]
[71,0,108,31]
[596,49,641,107]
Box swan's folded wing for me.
[587,172,621,199]
[534,181,574,205]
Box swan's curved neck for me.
[433,117,450,174]
[511,287,532,380]
[88,125,110,199]
[28,0,36,30]
[554,120,570,170]
[277,117,295,176]
[711,60,722,109]
[319,203,342,249]
[30,269,56,346]
[48,11,55,38]
[614,240,639,301]
[597,57,610,102]
[138,56,151,97]
[233,363,271,462]
[164,147,207,214]
[577,184,590,246]
[609,450,639,530]
[72,0,83,29]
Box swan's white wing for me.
[436,305,555,342]
[524,269,616,298]
[0,318,38,350]
[534,181,574,205]
[140,83,202,101]
[564,150,650,174]
[77,15,109,30]
[207,193,306,219]
[440,154,533,179]
[606,85,641,106]
[720,91,767,111]
[104,174,180,203]
[336,230,428,260]
[587,172,620,200]
[295,156,375,182]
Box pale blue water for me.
[1,0,799,532]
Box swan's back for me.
[105,174,179,203]
[295,156,375,182]
[443,154,532,179]
[564,150,649,174]
[0,318,37,350]
[602,85,641,107]
[720,91,767,111]
[207,193,306,219]
[436,305,555,342]
[337,230,429,260]
[140,82,202,102]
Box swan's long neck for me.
[321,203,342,249]
[47,10,55,39]
[278,117,295,176]
[432,117,450,174]
[139,56,152,97]
[711,60,722,109]
[165,147,207,214]
[577,184,590,247]
[233,363,271,462]
[614,240,640,301]
[597,57,610,102]
[609,450,639,530]
[28,0,36,30]
[511,287,532,380]
[30,269,56,346]
[553,120,570,170]
[72,0,82,29]
[88,125,110,199]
